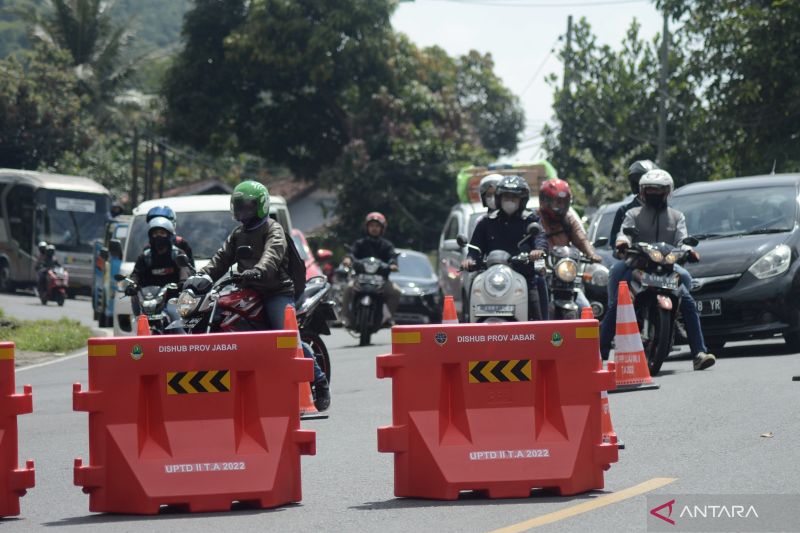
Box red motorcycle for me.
[168,250,334,382]
[39,265,69,306]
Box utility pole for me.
[563,15,573,93]
[657,13,669,165]
[130,127,139,208]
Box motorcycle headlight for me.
[665,252,680,264]
[748,244,791,279]
[177,291,201,318]
[555,259,578,283]
[583,263,609,287]
[484,266,512,298]
[142,299,158,313]
[647,249,664,263]
[364,262,379,274]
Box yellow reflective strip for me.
[393,331,421,344]
[0,347,13,360]
[220,371,231,390]
[575,326,599,339]
[199,371,215,391]
[166,372,179,394]
[277,336,297,349]
[521,360,532,380]
[468,362,480,384]
[179,372,196,394]
[501,361,517,382]
[484,361,500,383]
[88,344,117,357]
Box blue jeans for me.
[262,294,326,383]
[599,261,707,359]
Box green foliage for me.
[0,314,91,352]
[0,44,93,169]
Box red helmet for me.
[365,212,387,232]
[539,178,572,219]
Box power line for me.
[519,35,560,97]
[424,0,647,7]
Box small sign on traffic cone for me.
[136,314,150,336]
[608,281,660,393]
[442,295,458,324]
[283,305,327,419]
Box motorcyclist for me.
[599,169,716,371]
[341,212,401,326]
[35,242,59,296]
[127,217,189,324]
[538,178,602,313]
[479,173,503,213]
[184,181,330,411]
[461,175,549,320]
[146,205,194,265]
[608,160,659,244]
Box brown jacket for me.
[201,219,294,296]
[540,210,596,258]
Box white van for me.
[112,194,292,335]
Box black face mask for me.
[644,194,667,209]
[149,235,171,252]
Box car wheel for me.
[0,265,13,293]
[783,332,800,352]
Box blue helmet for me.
[146,206,176,225]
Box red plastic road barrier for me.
[0,342,35,517]
[377,320,618,499]
[73,331,315,514]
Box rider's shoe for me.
[693,352,716,371]
[313,377,331,411]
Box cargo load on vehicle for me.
[456,161,557,204]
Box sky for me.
[392,0,662,161]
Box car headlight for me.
[748,244,791,279]
[484,266,512,298]
[647,249,664,263]
[555,259,578,283]
[177,291,201,318]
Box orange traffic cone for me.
[580,306,593,320]
[600,390,625,449]
[608,281,660,393]
[136,314,150,336]
[442,295,458,324]
[284,305,323,418]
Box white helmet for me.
[479,173,503,209]
[639,169,674,194]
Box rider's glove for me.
[124,284,138,296]
[184,274,213,294]
[240,268,262,281]
[529,249,545,261]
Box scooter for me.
[458,223,543,323]
[345,257,393,346]
[621,227,698,375]
[39,264,69,306]
[169,249,334,381]
[115,276,180,335]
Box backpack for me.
[269,220,306,299]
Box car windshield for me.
[38,190,109,253]
[671,186,797,238]
[291,234,309,260]
[125,211,239,262]
[397,252,434,279]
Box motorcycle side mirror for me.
[593,237,609,248]
[109,239,123,259]
[175,254,191,268]
[682,236,699,247]
[622,227,639,238]
[236,246,254,260]
[99,248,109,261]
[316,248,333,261]
[527,222,542,236]
[456,234,469,247]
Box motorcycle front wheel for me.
[57,292,65,306]
[357,306,372,346]
[642,306,672,376]
[303,334,331,384]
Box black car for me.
[670,174,800,351]
[391,249,443,324]
[586,198,630,267]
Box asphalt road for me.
[0,291,96,328]
[3,307,800,531]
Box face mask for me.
[644,194,666,209]
[485,196,496,210]
[150,235,171,251]
[501,199,519,216]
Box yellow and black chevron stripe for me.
[167,370,230,395]
[468,360,532,383]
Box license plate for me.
[696,298,722,317]
[475,304,515,316]
[642,273,679,290]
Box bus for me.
[0,169,112,294]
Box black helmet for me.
[627,160,659,195]
[494,175,530,215]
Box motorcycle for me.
[115,276,179,335]
[39,264,69,306]
[346,257,393,346]
[621,227,699,375]
[169,249,334,381]
[458,223,543,323]
[543,245,609,320]
[582,237,610,319]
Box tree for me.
[0,45,92,169]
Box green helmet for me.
[231,180,270,222]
